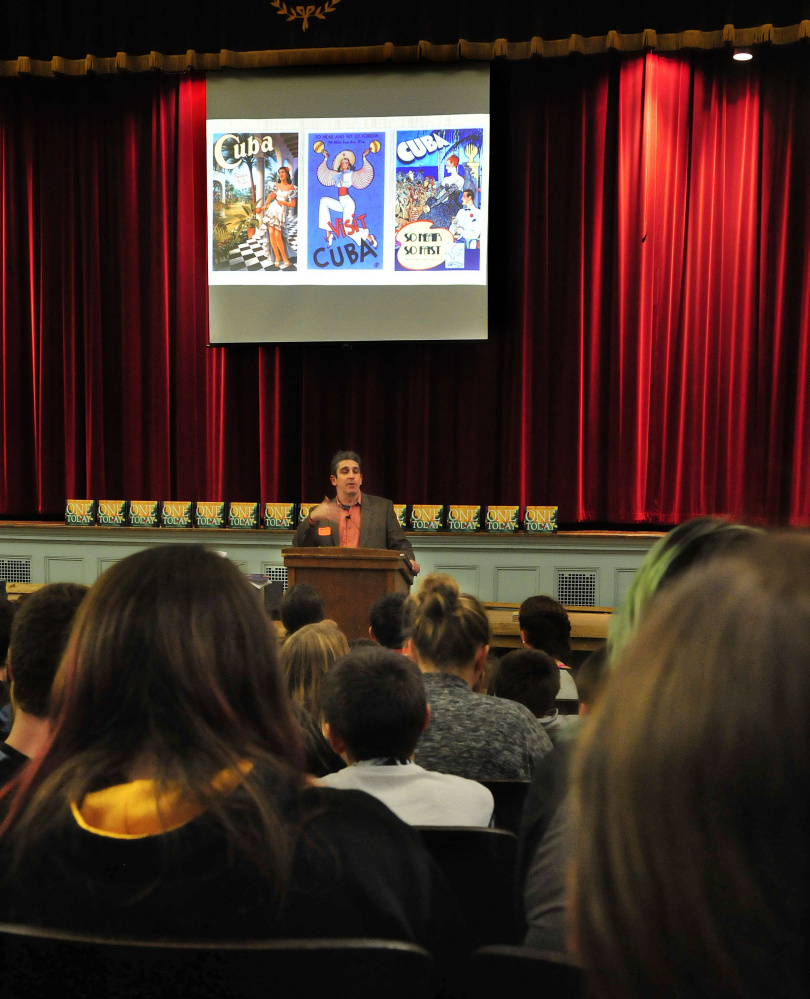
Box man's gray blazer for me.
[293,493,415,562]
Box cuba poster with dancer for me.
[306,130,385,272]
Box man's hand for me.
[308,497,341,525]
[409,559,420,574]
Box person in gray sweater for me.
[408,574,552,781]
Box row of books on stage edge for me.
[64,501,559,533]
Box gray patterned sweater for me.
[415,672,553,781]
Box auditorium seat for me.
[477,779,531,834]
[0,924,435,999]
[415,826,519,946]
[464,944,585,999]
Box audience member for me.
[574,644,608,711]
[606,516,755,667]
[0,545,460,950]
[489,649,574,744]
[0,598,15,740]
[518,643,606,952]
[573,533,809,999]
[518,595,579,702]
[348,637,377,651]
[369,591,408,650]
[321,646,494,826]
[0,583,88,786]
[280,582,324,637]
[409,574,552,780]
[279,620,349,776]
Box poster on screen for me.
[207,115,488,286]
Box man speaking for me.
[294,451,419,573]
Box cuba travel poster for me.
[210,130,300,274]
[394,125,484,273]
[306,130,385,272]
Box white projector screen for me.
[206,65,489,344]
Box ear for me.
[368,626,376,642]
[323,722,347,757]
[330,474,338,488]
[473,644,489,674]
[519,628,529,646]
[403,637,418,663]
[422,703,431,733]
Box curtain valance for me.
[3,0,810,76]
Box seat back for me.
[477,779,531,834]
[465,944,585,999]
[415,826,519,947]
[0,924,435,999]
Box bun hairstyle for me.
[408,573,490,670]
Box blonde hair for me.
[279,620,349,719]
[407,573,490,670]
[573,533,810,999]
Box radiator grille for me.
[263,565,288,590]
[557,570,597,607]
[0,558,32,584]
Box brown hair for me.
[488,648,560,718]
[0,545,305,880]
[572,533,810,999]
[407,573,490,670]
[8,583,88,717]
[280,620,349,720]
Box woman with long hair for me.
[259,166,296,270]
[280,619,348,721]
[279,619,348,777]
[409,574,552,780]
[0,546,456,944]
[573,532,810,999]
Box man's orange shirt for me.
[338,497,361,547]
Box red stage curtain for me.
[2,50,810,525]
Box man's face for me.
[331,460,363,504]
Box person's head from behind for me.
[488,648,560,719]
[0,598,16,708]
[7,583,88,718]
[281,583,324,636]
[575,645,608,715]
[518,595,572,663]
[0,545,305,878]
[607,516,757,667]
[369,591,408,650]
[406,574,490,682]
[279,620,349,720]
[321,646,428,764]
[572,532,810,999]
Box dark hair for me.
[407,574,490,670]
[488,648,560,718]
[321,647,426,761]
[0,545,305,879]
[518,595,572,663]
[369,591,407,649]
[280,583,324,635]
[573,532,810,999]
[575,645,608,708]
[8,583,88,717]
[329,450,362,478]
[0,598,15,664]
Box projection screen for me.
[207,65,490,344]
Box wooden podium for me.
[282,547,415,640]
